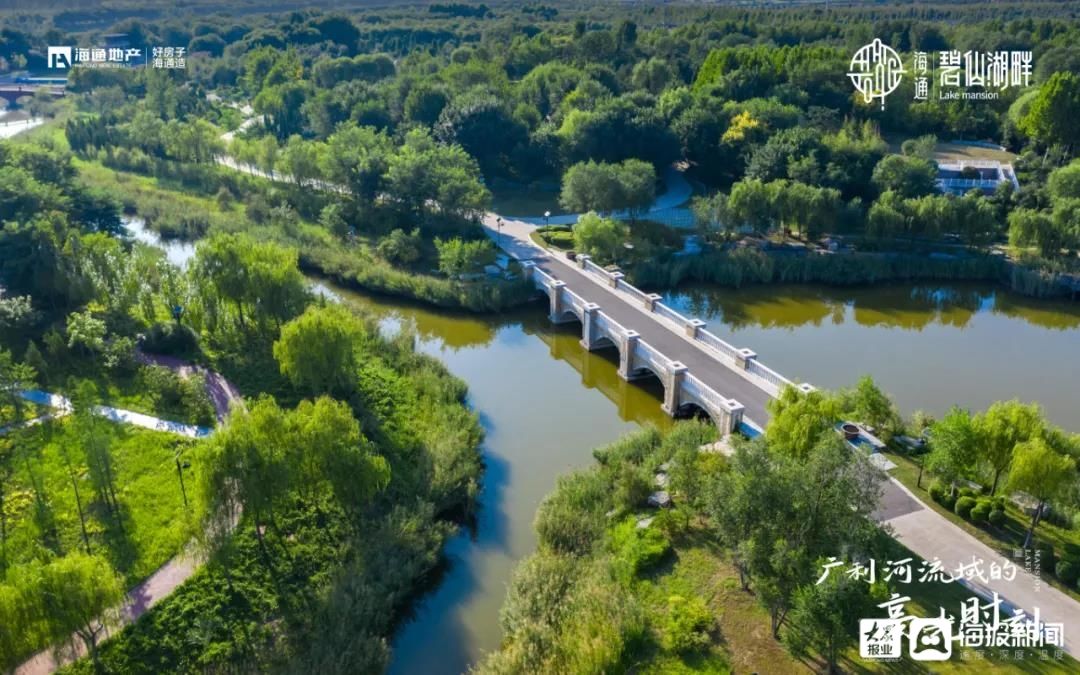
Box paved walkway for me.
[14,357,240,675]
[484,213,1080,657]
[18,389,212,438]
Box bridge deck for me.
[533,254,774,426]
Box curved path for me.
[14,355,240,675]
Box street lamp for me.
[544,210,551,228]
[175,450,191,508]
[496,216,503,246]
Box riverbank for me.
[629,247,1079,300]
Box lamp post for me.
[171,304,184,325]
[496,216,503,246]
[175,450,191,508]
[544,210,551,228]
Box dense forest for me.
[3,0,1078,305]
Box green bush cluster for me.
[954,496,977,519]
[661,595,713,654]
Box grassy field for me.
[883,450,1080,604]
[1,418,198,585]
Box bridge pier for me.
[618,331,649,380]
[548,281,576,324]
[579,302,605,350]
[661,362,688,416]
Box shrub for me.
[940,491,957,510]
[928,479,946,503]
[955,496,976,519]
[535,471,609,555]
[970,499,992,523]
[991,496,1007,511]
[1055,560,1079,586]
[609,518,671,585]
[661,595,713,654]
[1036,543,1056,571]
[612,464,652,512]
[959,487,977,499]
[988,508,1007,527]
[141,322,199,357]
[376,228,422,266]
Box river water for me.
[125,220,1079,672]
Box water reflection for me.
[663,282,1080,429]
[672,283,1080,332]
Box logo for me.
[909,617,953,661]
[848,38,905,109]
[47,46,71,69]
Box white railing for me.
[654,302,689,327]
[684,372,739,415]
[635,339,671,372]
[616,278,648,303]
[696,328,738,361]
[747,360,790,390]
[564,289,585,312]
[583,259,611,281]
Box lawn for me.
[1,418,199,585]
[883,450,1080,603]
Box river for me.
[125,220,1079,673]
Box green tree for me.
[926,407,978,497]
[559,159,656,215]
[871,155,938,199]
[434,238,496,276]
[376,228,422,265]
[39,553,125,667]
[321,123,392,203]
[1020,72,1080,151]
[839,376,901,440]
[784,573,878,674]
[65,309,106,355]
[727,178,774,234]
[0,350,35,425]
[974,400,1044,495]
[192,233,307,330]
[1007,438,1076,548]
[1008,208,1061,257]
[765,386,841,459]
[273,304,364,396]
[571,212,629,264]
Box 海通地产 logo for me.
[47,46,71,69]
[848,38,905,109]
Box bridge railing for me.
[747,360,790,394]
[568,255,807,396]
[653,301,691,329]
[634,338,672,372]
[696,328,738,362]
[616,278,649,304]
[525,259,806,406]
[684,372,741,416]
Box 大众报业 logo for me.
[848,38,905,109]
[47,46,71,69]
[860,617,953,661]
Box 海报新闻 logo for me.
[848,38,905,109]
